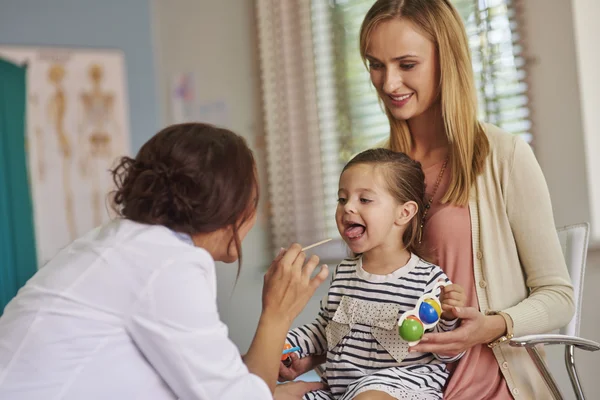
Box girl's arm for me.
[285,293,330,357]
[278,264,339,382]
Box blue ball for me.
[419,302,439,324]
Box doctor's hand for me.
[245,244,328,393]
[262,244,329,325]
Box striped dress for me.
[286,253,462,400]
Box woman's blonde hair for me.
[359,0,489,206]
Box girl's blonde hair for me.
[359,0,489,206]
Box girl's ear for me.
[395,200,418,226]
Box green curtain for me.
[0,57,37,314]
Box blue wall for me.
[0,0,159,151]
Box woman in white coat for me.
[0,123,328,399]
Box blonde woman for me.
[280,1,574,399]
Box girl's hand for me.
[439,283,466,320]
[410,307,508,357]
[274,381,326,399]
[262,244,329,325]
[278,353,324,382]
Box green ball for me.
[399,317,424,342]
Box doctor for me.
[0,123,328,399]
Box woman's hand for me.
[274,381,325,399]
[244,244,328,393]
[410,307,507,357]
[278,353,326,382]
[439,283,466,320]
[262,244,329,325]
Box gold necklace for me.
[418,156,449,244]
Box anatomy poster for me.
[0,46,131,267]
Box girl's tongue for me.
[345,224,365,239]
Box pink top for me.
[422,161,512,400]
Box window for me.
[256,0,532,258]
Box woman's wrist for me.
[259,310,293,333]
[244,312,293,393]
[255,312,291,353]
[484,314,508,343]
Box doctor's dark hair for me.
[111,122,258,269]
[343,148,427,257]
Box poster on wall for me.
[0,46,131,267]
[170,71,231,127]
[171,72,196,123]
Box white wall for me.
[521,0,590,229]
[152,0,600,396]
[151,0,274,349]
[522,2,600,396]
[571,0,600,242]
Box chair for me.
[509,223,600,399]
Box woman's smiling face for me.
[365,18,440,122]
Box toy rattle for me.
[281,344,301,367]
[397,281,449,346]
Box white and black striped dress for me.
[286,253,462,400]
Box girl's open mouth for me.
[344,223,365,240]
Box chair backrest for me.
[556,223,590,337]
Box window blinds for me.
[453,0,532,141]
[256,0,532,253]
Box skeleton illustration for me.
[47,63,77,240]
[79,63,119,227]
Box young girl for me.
[281,149,466,400]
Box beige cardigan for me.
[381,123,575,399]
